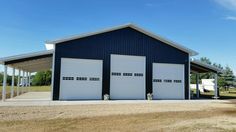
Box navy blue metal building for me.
[51,24,198,100]
[1,24,221,101]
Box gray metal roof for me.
[0,50,54,72]
[0,50,54,64]
[191,59,222,73]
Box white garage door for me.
[60,58,103,100]
[110,54,146,99]
[153,63,185,100]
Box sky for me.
[0,0,236,74]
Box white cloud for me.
[145,3,155,7]
[225,16,236,20]
[215,0,236,11]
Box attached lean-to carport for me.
[0,50,54,101]
[190,59,222,99]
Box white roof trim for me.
[191,59,222,72]
[46,23,198,56]
[0,50,54,65]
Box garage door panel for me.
[111,77,144,99]
[110,55,146,99]
[60,83,101,99]
[153,63,184,100]
[61,59,102,76]
[60,58,103,100]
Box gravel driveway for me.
[0,100,235,131]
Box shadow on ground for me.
[192,93,236,100]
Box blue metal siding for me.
[53,27,189,100]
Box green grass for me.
[0,85,51,92]
[192,88,236,99]
[27,86,51,92]
[0,85,51,99]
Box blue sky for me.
[0,0,236,74]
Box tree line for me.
[31,70,51,86]
[0,70,51,86]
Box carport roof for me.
[0,50,53,72]
[191,59,222,73]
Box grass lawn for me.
[0,85,50,99]
[192,88,236,99]
[27,85,51,92]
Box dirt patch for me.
[0,102,231,121]
[0,101,236,131]
[1,109,236,132]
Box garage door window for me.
[164,79,172,83]
[153,79,162,82]
[123,73,132,76]
[76,77,87,81]
[63,77,74,80]
[174,80,182,83]
[134,73,143,77]
[90,77,100,81]
[112,72,121,76]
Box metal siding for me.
[53,27,189,100]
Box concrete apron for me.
[0,97,226,107]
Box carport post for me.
[26,72,28,91]
[214,73,218,99]
[21,71,25,94]
[196,73,200,98]
[10,68,15,98]
[17,70,21,96]
[2,65,7,101]
[25,71,27,93]
[28,72,31,91]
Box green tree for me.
[45,70,51,85]
[213,63,225,88]
[0,72,18,86]
[221,66,235,91]
[0,72,3,86]
[199,57,214,79]
[32,70,51,86]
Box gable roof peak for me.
[45,23,198,56]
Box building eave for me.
[0,50,54,65]
[191,59,223,73]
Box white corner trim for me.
[51,48,55,100]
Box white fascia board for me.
[191,59,222,73]
[45,23,198,56]
[0,50,54,64]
